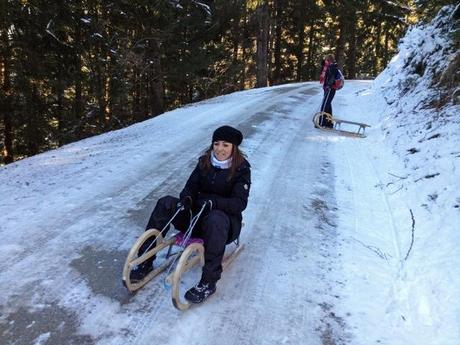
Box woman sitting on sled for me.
[131,125,251,304]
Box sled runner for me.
[313,111,370,138]
[122,202,244,311]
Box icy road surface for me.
[1,81,408,345]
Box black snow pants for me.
[320,87,336,127]
[142,195,230,284]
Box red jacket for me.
[319,61,329,86]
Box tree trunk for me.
[267,13,275,86]
[273,0,283,84]
[335,15,346,68]
[95,59,107,130]
[133,69,142,122]
[2,107,13,164]
[374,21,382,76]
[148,39,164,117]
[256,3,269,88]
[88,0,107,131]
[335,3,348,68]
[346,11,357,78]
[383,23,390,69]
[27,85,40,156]
[295,0,307,82]
[231,3,242,88]
[56,71,65,146]
[107,53,117,129]
[241,2,249,89]
[306,18,316,80]
[232,33,240,87]
[73,18,83,139]
[0,36,13,164]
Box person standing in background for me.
[319,55,339,128]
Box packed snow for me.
[1,6,459,345]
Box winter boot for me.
[129,258,154,283]
[184,280,216,304]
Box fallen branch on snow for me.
[404,209,416,261]
[351,238,389,261]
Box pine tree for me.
[0,0,425,165]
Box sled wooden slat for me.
[171,243,205,311]
[125,256,177,292]
[164,249,204,287]
[222,243,245,270]
[171,242,245,311]
[122,229,178,292]
[129,238,175,267]
[334,118,370,135]
[312,111,370,138]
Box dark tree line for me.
[0,0,454,164]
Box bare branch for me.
[404,209,415,261]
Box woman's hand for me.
[177,196,193,212]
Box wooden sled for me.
[122,229,176,293]
[122,229,244,311]
[313,111,370,138]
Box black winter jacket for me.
[179,156,251,242]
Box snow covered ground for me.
[1,77,458,345]
[1,7,459,345]
[335,7,460,344]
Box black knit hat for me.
[212,125,243,146]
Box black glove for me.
[177,196,192,212]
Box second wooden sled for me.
[313,111,370,138]
[122,228,244,311]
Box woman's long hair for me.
[200,144,247,180]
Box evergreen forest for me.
[0,0,455,164]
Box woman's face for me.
[213,141,233,161]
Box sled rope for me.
[163,202,209,289]
[142,207,188,254]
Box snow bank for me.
[368,5,460,344]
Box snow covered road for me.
[2,80,448,345]
[3,7,460,342]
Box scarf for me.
[211,151,232,169]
